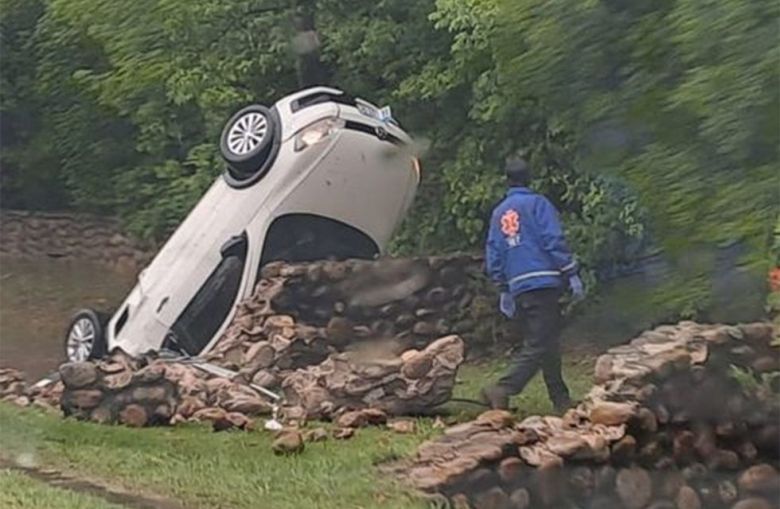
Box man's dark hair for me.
[505,158,531,187]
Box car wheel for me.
[220,105,279,182]
[64,309,107,362]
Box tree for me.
[386,0,646,285]
[0,0,69,209]
[493,0,779,310]
[2,0,646,287]
[30,0,301,236]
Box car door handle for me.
[157,297,169,313]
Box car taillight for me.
[294,117,345,151]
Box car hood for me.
[134,178,263,326]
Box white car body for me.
[102,87,418,358]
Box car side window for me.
[167,234,248,355]
[256,214,378,285]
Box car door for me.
[164,232,249,355]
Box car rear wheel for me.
[65,309,108,362]
[220,105,279,186]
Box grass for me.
[0,355,594,509]
[0,469,124,509]
[0,407,430,509]
[450,353,594,419]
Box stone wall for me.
[45,334,465,429]
[280,335,464,418]
[0,210,151,272]
[208,255,497,370]
[393,322,780,509]
[56,352,269,429]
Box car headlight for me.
[294,117,345,151]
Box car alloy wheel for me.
[226,111,269,156]
[66,317,95,362]
[220,104,280,187]
[64,309,107,362]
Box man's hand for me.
[499,292,516,318]
[568,274,585,301]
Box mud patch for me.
[0,456,186,509]
[0,256,134,379]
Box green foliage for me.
[0,0,69,209]
[728,364,780,396]
[389,0,646,285]
[1,0,644,283]
[3,0,771,318]
[493,0,779,308]
[772,215,780,266]
[728,364,760,392]
[29,0,302,236]
[770,215,780,318]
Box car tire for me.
[64,308,108,362]
[220,105,279,184]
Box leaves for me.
[8,0,770,320]
[492,0,779,309]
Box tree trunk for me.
[292,1,329,87]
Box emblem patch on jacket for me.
[500,209,521,246]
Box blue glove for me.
[499,292,516,318]
[569,275,585,301]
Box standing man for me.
[481,158,584,412]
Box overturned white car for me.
[65,87,419,362]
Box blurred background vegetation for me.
[1,0,778,320]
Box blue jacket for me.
[486,187,578,295]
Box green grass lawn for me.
[0,356,594,509]
[449,353,594,420]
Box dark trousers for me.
[499,287,570,406]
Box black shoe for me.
[480,385,510,410]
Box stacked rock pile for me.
[0,367,62,411]
[207,255,493,378]
[0,368,28,406]
[268,408,426,455]
[50,332,465,428]
[54,351,271,429]
[281,334,465,418]
[394,321,780,509]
